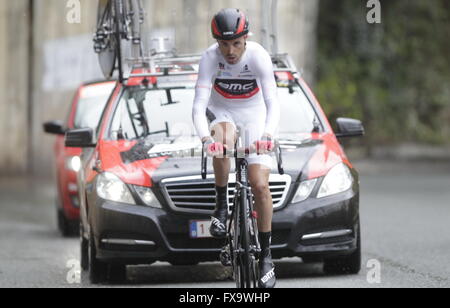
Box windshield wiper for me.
[160,88,182,106]
[146,121,170,137]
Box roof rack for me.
[124,52,201,80]
[271,53,300,75]
[124,49,301,82]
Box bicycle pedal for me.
[220,247,231,266]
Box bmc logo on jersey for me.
[214,79,260,99]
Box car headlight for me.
[317,163,353,198]
[66,156,81,172]
[96,172,135,204]
[134,186,162,208]
[291,178,317,203]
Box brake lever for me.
[275,142,285,175]
[201,147,207,180]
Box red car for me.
[44,80,117,236]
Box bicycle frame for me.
[201,133,284,288]
[230,153,260,288]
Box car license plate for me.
[190,220,212,238]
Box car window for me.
[109,87,196,140]
[73,82,116,130]
[108,83,320,140]
[278,86,317,134]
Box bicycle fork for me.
[220,161,261,270]
[237,163,261,260]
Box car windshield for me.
[108,82,319,141]
[73,82,116,130]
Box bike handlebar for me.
[201,141,285,179]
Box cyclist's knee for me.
[250,182,270,196]
[213,157,231,170]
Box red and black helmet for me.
[211,8,249,41]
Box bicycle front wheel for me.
[238,187,253,288]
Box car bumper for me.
[91,189,359,264]
[271,188,359,260]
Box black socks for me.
[210,185,228,238]
[215,185,228,204]
[259,231,272,256]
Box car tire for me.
[80,224,89,271]
[57,207,79,237]
[88,233,108,284]
[57,208,71,237]
[323,221,361,275]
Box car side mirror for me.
[335,118,365,139]
[43,120,65,135]
[65,128,96,148]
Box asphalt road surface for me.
[1,160,450,288]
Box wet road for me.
[1,160,449,288]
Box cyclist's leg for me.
[210,122,236,186]
[236,104,275,288]
[208,105,237,184]
[207,106,237,238]
[248,164,276,288]
[236,105,274,232]
[248,165,272,232]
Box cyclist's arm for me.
[192,51,215,141]
[255,47,280,138]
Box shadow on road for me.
[86,259,327,287]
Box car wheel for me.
[57,207,79,237]
[323,221,361,275]
[57,208,71,237]
[80,224,89,271]
[88,233,108,284]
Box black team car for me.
[66,54,364,283]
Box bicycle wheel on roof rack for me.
[119,0,145,79]
[95,0,117,79]
[95,0,145,81]
[113,0,125,81]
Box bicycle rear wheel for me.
[96,0,144,81]
[231,193,243,288]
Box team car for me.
[44,80,116,236]
[65,53,364,283]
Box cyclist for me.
[192,8,280,288]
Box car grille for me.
[161,174,292,214]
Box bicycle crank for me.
[220,246,231,266]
